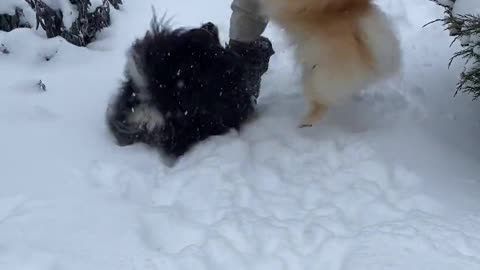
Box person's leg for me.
[228,0,274,100]
[229,0,268,43]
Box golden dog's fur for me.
[259,0,401,127]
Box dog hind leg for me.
[299,101,327,128]
[299,71,328,128]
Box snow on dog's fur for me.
[259,0,401,127]
[106,15,263,158]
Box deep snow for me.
[1,0,480,269]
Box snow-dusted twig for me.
[0,44,9,54]
[37,80,47,91]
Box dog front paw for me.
[298,123,313,128]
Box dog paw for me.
[298,123,313,128]
[300,103,327,128]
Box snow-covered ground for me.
[1,0,480,269]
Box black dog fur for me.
[106,15,273,158]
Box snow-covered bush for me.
[428,0,480,99]
[0,0,122,46]
[0,1,31,32]
[0,9,21,32]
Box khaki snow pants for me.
[229,0,269,42]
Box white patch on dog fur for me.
[359,4,402,78]
[126,49,151,102]
[296,7,400,106]
[128,104,165,132]
[297,41,373,105]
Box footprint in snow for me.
[139,208,207,254]
[0,195,28,225]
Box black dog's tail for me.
[149,6,173,35]
[124,6,174,101]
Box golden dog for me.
[259,0,401,127]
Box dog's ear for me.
[200,22,220,44]
[182,28,218,46]
[200,22,218,35]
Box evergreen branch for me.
[427,0,480,101]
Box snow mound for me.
[0,0,26,15]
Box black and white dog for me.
[106,15,273,158]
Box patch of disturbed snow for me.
[1,0,480,270]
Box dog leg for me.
[299,101,327,128]
[299,71,328,128]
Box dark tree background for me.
[1,0,123,46]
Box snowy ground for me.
[2,0,480,269]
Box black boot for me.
[227,36,275,101]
